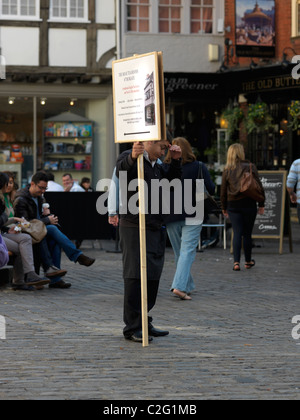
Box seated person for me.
[62,173,85,192]
[0,172,50,291]
[0,233,9,268]
[80,177,94,192]
[14,172,95,289]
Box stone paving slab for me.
[0,224,300,400]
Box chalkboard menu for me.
[252,171,290,254]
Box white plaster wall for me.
[96,0,115,24]
[97,29,116,67]
[49,29,87,67]
[0,27,39,66]
[86,97,115,181]
[122,34,224,73]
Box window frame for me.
[49,0,89,23]
[0,0,40,21]
[126,0,151,33]
[158,0,182,34]
[190,0,214,35]
[291,0,300,37]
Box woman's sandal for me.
[245,260,255,269]
[233,263,241,271]
[173,289,192,300]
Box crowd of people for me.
[1,138,300,344]
[0,172,95,290]
[108,138,299,343]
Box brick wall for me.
[224,0,300,68]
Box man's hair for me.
[46,171,55,182]
[63,173,73,179]
[32,171,48,184]
[0,172,9,189]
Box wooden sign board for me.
[252,171,292,254]
[112,52,166,143]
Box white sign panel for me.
[112,52,162,143]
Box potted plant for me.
[221,106,244,139]
[245,101,273,133]
[288,100,300,130]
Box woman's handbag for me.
[240,163,264,202]
[20,219,47,244]
[198,162,220,215]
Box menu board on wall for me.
[252,171,291,254]
[112,51,166,143]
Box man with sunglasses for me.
[14,172,95,289]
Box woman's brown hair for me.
[164,137,196,165]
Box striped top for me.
[287,159,300,204]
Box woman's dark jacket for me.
[163,160,215,224]
[220,160,265,210]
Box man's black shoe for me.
[49,280,72,289]
[149,325,169,337]
[77,254,95,267]
[125,330,153,343]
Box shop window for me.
[190,0,213,34]
[127,0,150,32]
[49,0,88,22]
[159,0,181,34]
[0,0,40,20]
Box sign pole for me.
[137,153,149,347]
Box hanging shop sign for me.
[235,0,275,58]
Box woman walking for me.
[164,137,215,300]
[220,144,265,271]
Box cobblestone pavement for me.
[1,222,300,401]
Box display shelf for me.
[43,112,93,178]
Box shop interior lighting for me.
[40,98,47,106]
[70,98,77,106]
[8,97,15,105]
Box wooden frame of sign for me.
[252,170,291,254]
[112,52,166,347]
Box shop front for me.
[0,82,114,188]
[164,65,300,171]
[226,63,300,171]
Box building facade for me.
[223,0,300,170]
[0,0,117,187]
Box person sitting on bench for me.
[0,172,50,291]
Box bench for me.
[0,251,14,287]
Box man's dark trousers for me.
[119,225,166,338]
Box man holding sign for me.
[116,140,182,343]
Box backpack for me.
[0,234,9,268]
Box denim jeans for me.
[166,220,202,294]
[46,225,82,264]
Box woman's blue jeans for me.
[166,220,202,294]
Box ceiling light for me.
[8,97,15,105]
[70,98,77,106]
[40,98,47,106]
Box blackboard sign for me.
[252,171,291,254]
